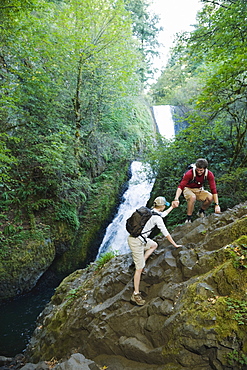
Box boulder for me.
[25,202,247,369]
[0,238,55,300]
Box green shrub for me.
[94,250,118,271]
[227,349,247,367]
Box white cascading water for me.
[96,105,175,258]
[96,161,155,258]
[152,105,175,139]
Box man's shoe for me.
[185,219,192,223]
[130,292,145,306]
[197,210,205,218]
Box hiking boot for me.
[185,219,192,223]
[130,292,145,306]
[197,210,205,218]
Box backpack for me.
[126,206,160,238]
[183,163,208,185]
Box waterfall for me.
[152,105,175,140]
[96,105,175,258]
[96,161,155,258]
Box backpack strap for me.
[151,211,161,216]
[188,166,196,184]
[140,211,162,240]
[192,166,196,182]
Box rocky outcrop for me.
[0,353,100,370]
[25,202,247,369]
[20,353,100,370]
[0,237,55,300]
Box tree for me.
[146,0,247,220]
[151,0,247,169]
[186,0,247,168]
[124,0,162,82]
[0,0,156,231]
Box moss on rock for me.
[52,161,130,274]
[203,217,247,251]
[161,237,247,367]
[0,230,55,300]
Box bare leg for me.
[134,268,142,293]
[187,193,196,216]
[134,243,157,293]
[201,195,213,210]
[144,242,158,261]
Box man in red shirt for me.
[172,158,221,223]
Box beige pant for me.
[183,187,212,202]
[128,236,156,270]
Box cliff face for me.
[26,202,247,370]
[0,237,55,300]
[0,161,130,301]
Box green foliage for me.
[226,298,247,326]
[124,0,162,82]
[151,0,247,174]
[144,122,247,227]
[150,62,191,106]
[94,250,118,271]
[147,0,247,225]
[0,0,40,26]
[65,288,81,306]
[216,168,247,210]
[0,228,50,260]
[0,0,159,273]
[228,237,247,270]
[0,134,19,187]
[54,202,80,231]
[227,349,247,367]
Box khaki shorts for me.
[128,236,157,270]
[183,187,212,202]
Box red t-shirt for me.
[178,169,217,194]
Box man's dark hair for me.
[196,158,208,168]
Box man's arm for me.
[172,170,194,208]
[172,188,183,208]
[208,171,221,214]
[213,193,221,214]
